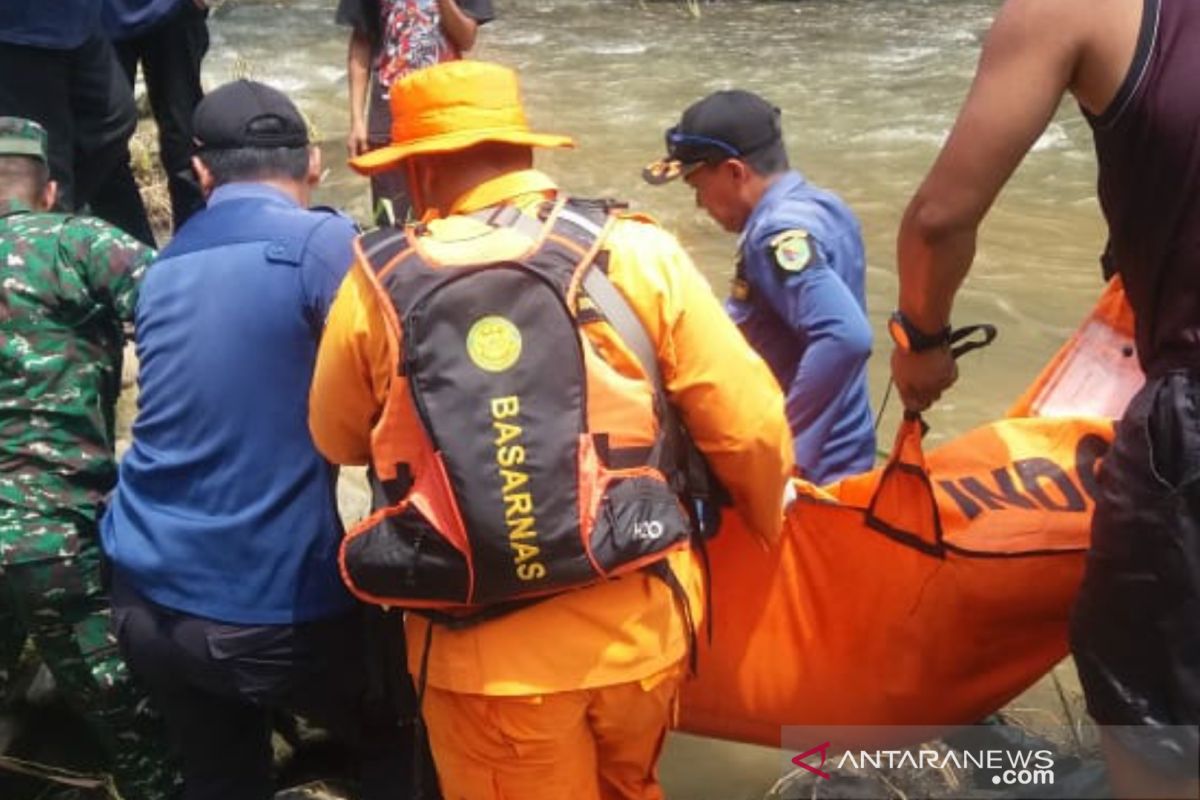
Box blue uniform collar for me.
[207,182,302,210]
[738,170,807,249]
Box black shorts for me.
[1071,370,1200,774]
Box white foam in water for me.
[1031,123,1071,152]
[867,46,940,68]
[588,42,648,56]
[254,75,307,94]
[948,27,983,45]
[853,125,948,148]
[496,31,546,46]
[310,65,346,86]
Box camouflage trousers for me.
[0,538,180,800]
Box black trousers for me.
[111,577,419,800]
[0,35,137,214]
[91,2,209,244]
[1071,369,1200,776]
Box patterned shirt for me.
[336,0,495,89]
[0,198,152,563]
[379,0,450,86]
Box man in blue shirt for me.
[645,90,875,484]
[0,1,139,225]
[102,80,403,800]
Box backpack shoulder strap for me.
[579,267,665,398]
[580,230,729,540]
[565,198,669,428]
[467,201,547,243]
[359,226,412,274]
[579,261,683,479]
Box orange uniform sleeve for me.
[309,262,394,466]
[604,218,794,546]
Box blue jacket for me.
[0,1,99,49]
[102,184,359,624]
[725,170,875,484]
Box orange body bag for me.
[680,278,1137,746]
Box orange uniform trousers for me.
[423,665,684,800]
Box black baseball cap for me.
[642,89,783,185]
[192,79,310,151]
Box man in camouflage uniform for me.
[0,117,177,799]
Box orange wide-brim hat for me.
[349,60,575,176]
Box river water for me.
[201,1,1106,796]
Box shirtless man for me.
[889,1,1200,796]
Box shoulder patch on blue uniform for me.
[769,229,814,273]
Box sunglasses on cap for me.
[664,126,742,166]
[642,125,752,185]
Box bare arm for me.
[346,28,372,157]
[438,0,480,52]
[899,0,1082,330]
[892,0,1084,409]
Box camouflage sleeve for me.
[64,217,156,326]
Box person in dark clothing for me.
[338,0,494,225]
[95,0,210,242]
[890,1,1200,797]
[0,2,140,222]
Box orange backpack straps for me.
[340,198,694,614]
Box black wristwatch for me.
[888,310,951,353]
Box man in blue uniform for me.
[644,90,874,484]
[102,80,406,800]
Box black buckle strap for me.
[645,560,700,676]
[899,323,1000,428]
[948,323,998,360]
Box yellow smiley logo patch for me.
[467,315,522,373]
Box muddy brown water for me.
[207,0,1108,446]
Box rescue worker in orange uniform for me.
[308,59,793,800]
